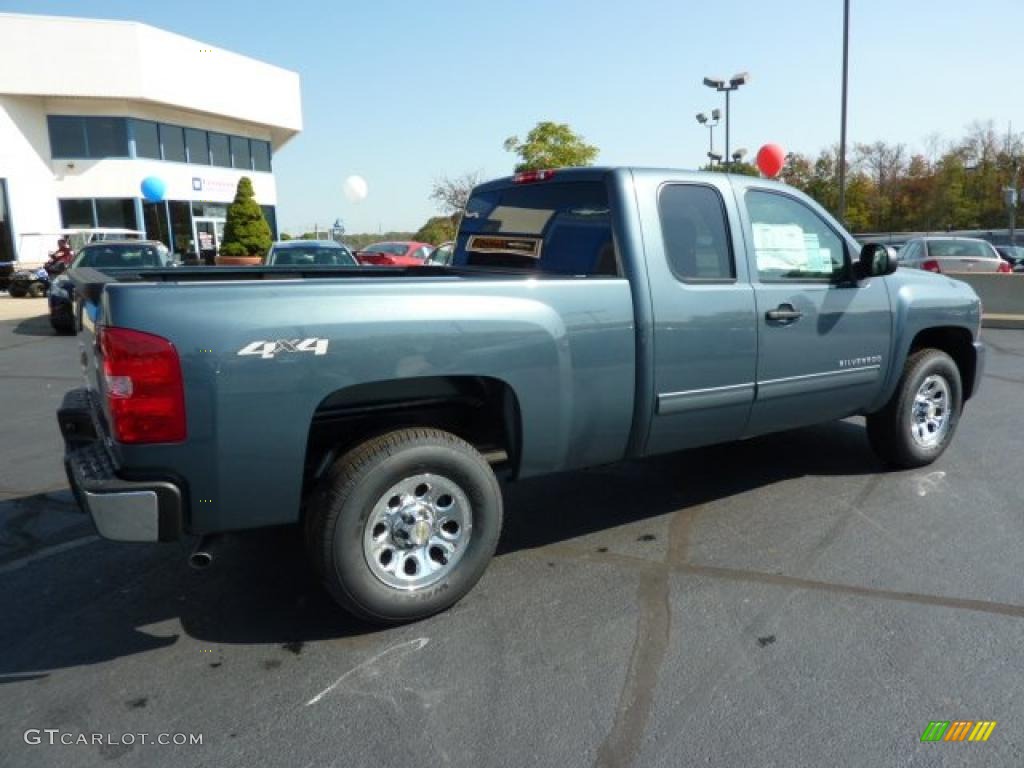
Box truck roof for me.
[473,166,786,193]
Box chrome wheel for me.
[362,473,472,591]
[910,374,951,448]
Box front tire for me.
[866,349,962,468]
[306,428,503,624]
[7,284,26,298]
[26,282,46,298]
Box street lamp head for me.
[703,76,725,89]
[729,72,750,87]
[708,152,723,163]
[732,148,748,161]
[711,108,722,121]
[696,113,708,124]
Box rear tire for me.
[306,428,503,624]
[7,284,26,298]
[866,349,962,468]
[26,283,46,298]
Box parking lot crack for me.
[594,568,670,768]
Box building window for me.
[59,199,95,228]
[160,124,186,163]
[95,198,137,229]
[48,117,130,159]
[252,140,272,172]
[230,136,252,170]
[168,201,194,257]
[85,117,129,157]
[260,205,278,240]
[131,120,161,160]
[142,201,170,248]
[185,128,209,165]
[209,132,231,167]
[48,116,87,158]
[0,179,14,263]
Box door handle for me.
[766,304,803,323]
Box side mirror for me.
[856,243,899,279]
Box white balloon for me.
[343,175,368,203]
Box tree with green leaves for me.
[220,177,272,257]
[415,215,458,245]
[700,161,760,177]
[503,121,599,172]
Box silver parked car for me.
[265,239,357,266]
[899,237,1011,274]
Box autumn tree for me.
[503,121,599,172]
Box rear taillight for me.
[513,169,556,184]
[922,260,941,273]
[997,260,1012,273]
[99,326,186,444]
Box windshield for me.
[455,181,617,275]
[927,240,995,258]
[72,243,171,269]
[268,246,356,266]
[363,243,409,256]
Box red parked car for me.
[355,241,434,266]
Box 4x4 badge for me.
[237,338,329,359]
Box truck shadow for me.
[499,418,881,554]
[0,419,883,679]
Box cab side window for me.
[658,184,735,281]
[745,190,847,281]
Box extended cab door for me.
[635,172,758,455]
[736,184,892,436]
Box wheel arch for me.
[908,326,978,401]
[302,375,523,495]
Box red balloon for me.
[756,144,785,178]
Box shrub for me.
[220,177,272,257]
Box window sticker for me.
[753,223,814,272]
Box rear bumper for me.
[58,388,183,542]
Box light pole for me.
[703,72,750,170]
[838,0,850,224]
[696,109,721,161]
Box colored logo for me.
[921,721,997,742]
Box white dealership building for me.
[0,13,302,263]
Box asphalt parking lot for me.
[1,295,1022,768]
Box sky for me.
[5,0,1024,234]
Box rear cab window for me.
[454,179,618,276]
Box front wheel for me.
[7,284,26,298]
[26,282,46,298]
[866,349,962,468]
[306,428,503,624]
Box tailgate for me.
[68,267,118,403]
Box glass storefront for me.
[56,197,277,262]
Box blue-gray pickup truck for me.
[58,167,984,623]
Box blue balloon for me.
[140,176,167,203]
